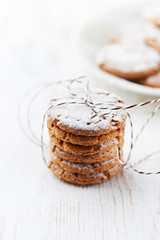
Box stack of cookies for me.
[47,86,127,185]
[96,4,160,88]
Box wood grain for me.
[0,137,160,240]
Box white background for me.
[0,0,160,239]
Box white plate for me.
[77,2,160,97]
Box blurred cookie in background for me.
[144,24,160,52]
[143,4,160,28]
[96,44,160,81]
[109,21,147,46]
[139,72,160,88]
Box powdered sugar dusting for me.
[96,44,160,73]
[67,170,108,179]
[110,20,148,46]
[53,163,120,179]
[100,138,117,149]
[52,153,118,170]
[48,86,126,133]
[143,4,160,22]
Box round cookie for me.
[50,163,123,185]
[49,135,119,156]
[49,154,119,175]
[143,4,160,28]
[139,72,160,88]
[96,44,160,80]
[48,123,125,146]
[47,89,127,136]
[51,145,119,163]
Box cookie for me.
[49,153,119,175]
[96,44,160,80]
[47,81,126,185]
[139,72,160,88]
[143,4,160,28]
[47,89,127,136]
[50,135,119,156]
[117,132,124,147]
[110,21,147,46]
[144,24,160,52]
[145,38,160,52]
[50,163,123,185]
[51,144,119,163]
[48,123,125,146]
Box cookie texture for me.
[47,84,126,185]
[47,89,127,136]
[96,44,160,80]
[50,163,123,185]
[144,24,160,52]
[50,136,119,155]
[50,145,119,163]
[143,4,160,28]
[48,123,125,146]
[49,154,119,175]
[110,21,147,46]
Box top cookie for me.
[96,44,160,80]
[47,88,127,136]
[143,4,160,28]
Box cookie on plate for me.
[139,72,160,88]
[144,24,160,52]
[110,21,147,46]
[96,44,160,80]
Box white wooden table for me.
[0,0,160,239]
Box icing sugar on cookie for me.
[48,87,127,135]
[110,21,148,46]
[96,44,160,80]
